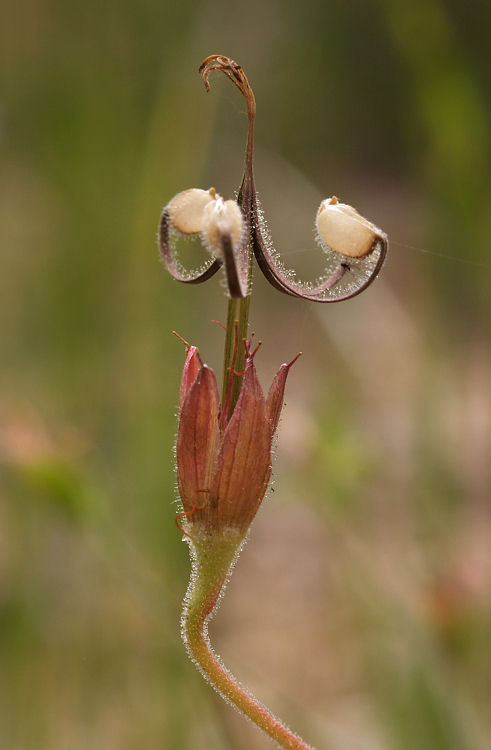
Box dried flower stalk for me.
[158,53,388,749]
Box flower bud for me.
[167,188,216,235]
[202,197,244,256]
[316,196,386,258]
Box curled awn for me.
[160,54,387,303]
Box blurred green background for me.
[1,1,490,748]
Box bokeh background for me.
[1,1,490,748]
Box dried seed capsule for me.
[316,196,386,258]
[167,188,216,235]
[202,197,244,255]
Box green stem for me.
[182,526,315,750]
[221,294,251,411]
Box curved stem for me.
[182,528,315,750]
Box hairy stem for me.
[221,294,251,412]
[182,527,315,750]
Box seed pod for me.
[316,196,386,258]
[202,197,244,255]
[167,188,216,235]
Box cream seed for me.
[167,188,217,235]
[202,197,244,255]
[316,197,386,258]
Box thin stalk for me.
[182,529,315,750]
[221,294,251,412]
